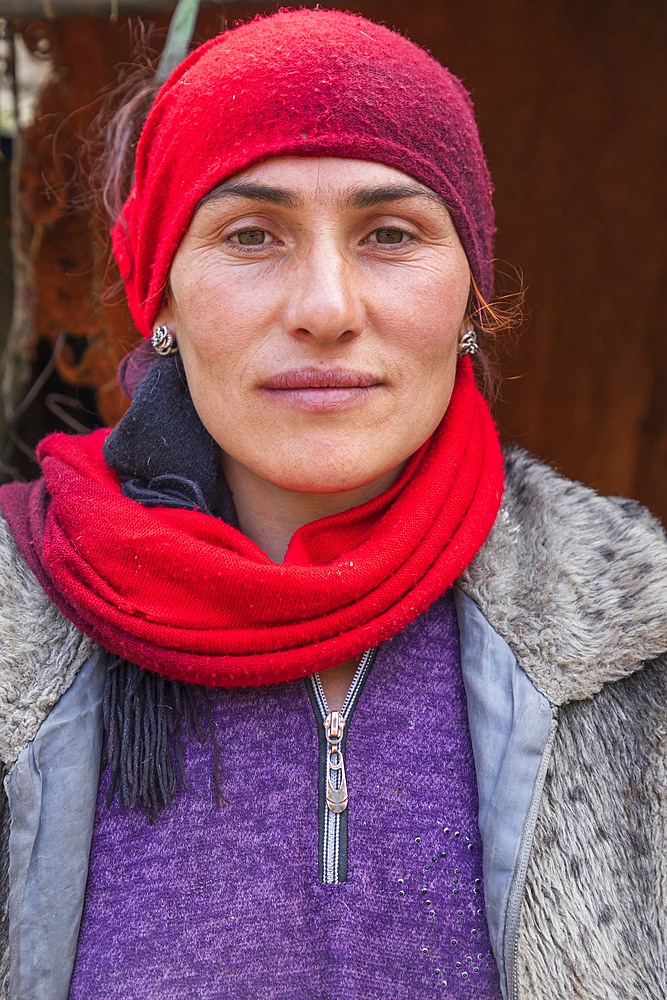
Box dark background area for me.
[2,0,666,520]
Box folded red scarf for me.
[0,361,503,687]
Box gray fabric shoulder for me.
[0,513,96,769]
[7,649,105,1000]
[459,447,667,705]
[454,588,554,997]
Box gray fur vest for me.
[1,446,666,999]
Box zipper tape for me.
[305,648,378,884]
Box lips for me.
[260,369,382,411]
[261,369,380,390]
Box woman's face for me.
[157,157,471,495]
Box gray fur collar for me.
[0,516,95,769]
[459,446,667,705]
[1,447,666,767]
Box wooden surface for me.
[8,0,667,520]
[2,0,262,17]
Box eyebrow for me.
[199,181,450,213]
[346,184,449,211]
[199,182,299,209]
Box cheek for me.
[173,280,272,391]
[171,247,280,337]
[373,249,469,335]
[386,283,465,383]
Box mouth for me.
[260,368,382,411]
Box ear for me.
[154,300,176,332]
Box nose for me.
[282,239,364,344]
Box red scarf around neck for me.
[0,361,503,687]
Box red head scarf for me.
[112,8,496,338]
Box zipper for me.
[504,713,559,1000]
[305,647,378,884]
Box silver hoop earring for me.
[151,325,178,357]
[458,329,478,357]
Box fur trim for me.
[0,762,8,997]
[459,447,667,705]
[0,515,95,769]
[517,653,667,997]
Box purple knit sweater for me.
[69,591,501,998]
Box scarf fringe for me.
[102,658,221,820]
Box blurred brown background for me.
[1,0,665,520]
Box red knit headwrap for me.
[112,8,495,338]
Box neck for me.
[221,454,406,563]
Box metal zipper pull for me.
[324,711,348,814]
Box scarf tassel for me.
[103,658,221,819]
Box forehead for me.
[199,157,451,214]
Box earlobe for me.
[154,299,176,331]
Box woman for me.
[1,9,666,1000]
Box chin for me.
[271,468,382,496]
[222,431,413,500]
[263,447,408,498]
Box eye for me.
[368,227,412,245]
[228,228,274,246]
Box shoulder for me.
[0,513,96,768]
[458,446,667,704]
